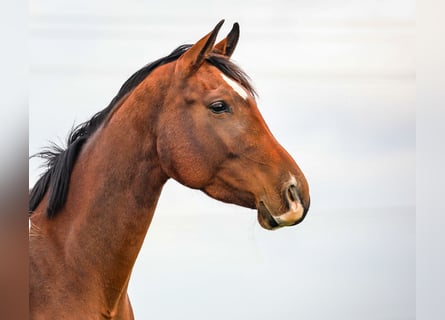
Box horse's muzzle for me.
[257,183,309,230]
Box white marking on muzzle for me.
[272,174,304,226]
[273,201,305,226]
[221,73,249,100]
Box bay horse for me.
[29,20,310,319]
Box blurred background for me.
[29,1,415,319]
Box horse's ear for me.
[214,22,240,57]
[176,20,224,76]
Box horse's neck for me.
[30,87,168,316]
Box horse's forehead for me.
[193,64,250,101]
[219,73,249,100]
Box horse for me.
[29,20,310,319]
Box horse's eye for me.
[208,101,231,114]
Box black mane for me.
[29,44,255,218]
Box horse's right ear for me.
[176,20,224,76]
[214,22,240,58]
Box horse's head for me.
[156,21,310,230]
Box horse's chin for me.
[257,202,280,230]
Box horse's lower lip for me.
[257,202,279,230]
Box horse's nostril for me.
[288,184,299,203]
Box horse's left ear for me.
[176,20,224,76]
[214,22,240,57]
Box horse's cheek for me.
[157,135,211,188]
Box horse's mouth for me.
[257,202,280,230]
[257,197,309,230]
